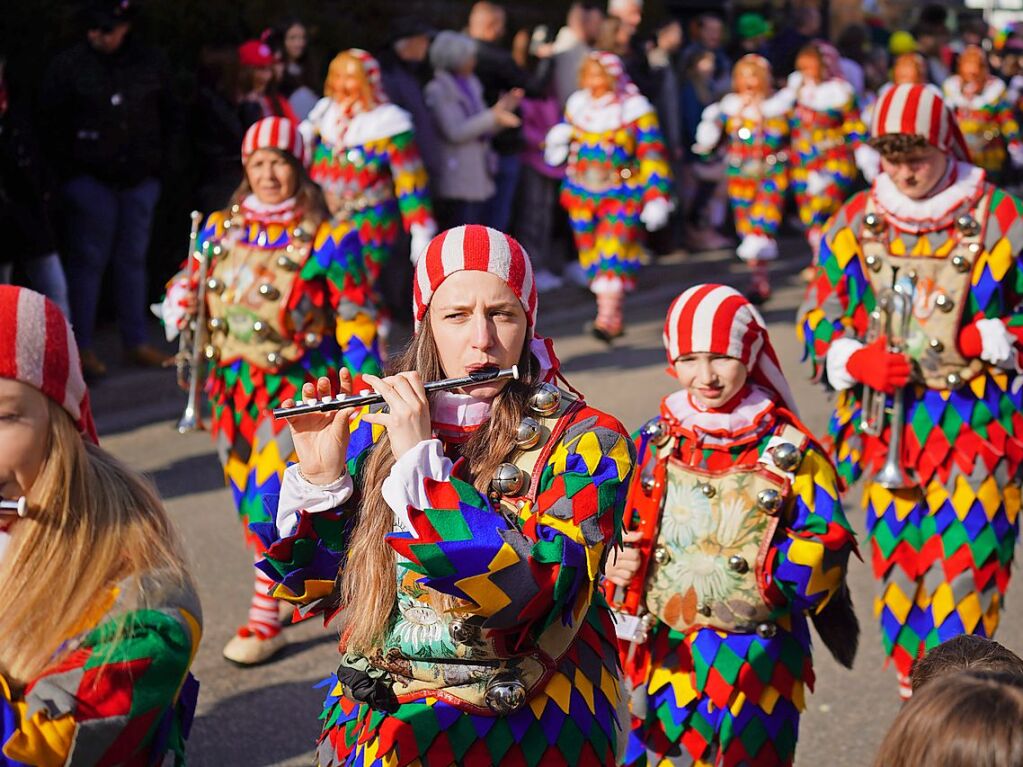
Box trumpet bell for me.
[176,403,204,434]
[873,461,917,490]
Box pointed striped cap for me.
[241,117,307,166]
[413,226,536,330]
[663,284,797,412]
[0,286,97,442]
[870,83,971,162]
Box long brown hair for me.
[872,671,1023,767]
[341,314,538,654]
[0,402,191,686]
[229,149,329,229]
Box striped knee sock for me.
[244,566,282,639]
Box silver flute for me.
[272,365,519,419]
[0,497,28,518]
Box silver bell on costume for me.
[448,619,480,645]
[641,417,671,447]
[770,443,802,472]
[528,383,561,416]
[484,672,528,714]
[515,417,542,449]
[491,463,526,496]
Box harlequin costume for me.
[798,84,1023,698]
[544,52,673,340]
[160,117,382,664]
[788,44,875,258]
[0,286,201,765]
[693,55,795,302]
[613,284,855,767]
[943,46,1023,182]
[254,225,637,765]
[300,50,436,295]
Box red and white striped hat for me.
[0,286,97,443]
[870,83,971,162]
[663,284,798,412]
[241,117,308,166]
[413,225,537,330]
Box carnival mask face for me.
[880,146,948,200]
[581,60,613,99]
[245,148,298,205]
[428,271,529,401]
[0,379,49,517]
[331,57,369,105]
[892,55,925,86]
[959,56,985,94]
[673,353,749,410]
[796,51,823,84]
[734,65,767,99]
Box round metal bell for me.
[206,277,225,294]
[956,214,980,237]
[699,482,716,498]
[641,417,671,447]
[252,320,271,338]
[266,351,282,367]
[756,622,778,639]
[208,317,227,333]
[770,442,802,472]
[258,283,281,300]
[285,243,296,254]
[491,462,525,497]
[968,242,982,254]
[203,344,219,361]
[737,127,752,141]
[935,294,954,313]
[448,619,479,644]
[211,244,224,257]
[277,255,299,271]
[863,212,884,233]
[222,218,232,230]
[641,474,656,494]
[484,672,527,715]
[514,417,542,449]
[698,604,713,617]
[653,545,671,565]
[929,338,944,352]
[951,254,971,273]
[864,254,881,272]
[304,332,323,348]
[231,204,241,214]
[946,372,964,389]
[620,167,633,179]
[527,383,561,416]
[728,555,749,573]
[756,488,783,515]
[292,225,307,240]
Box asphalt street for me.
[89,239,1023,766]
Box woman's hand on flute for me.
[282,370,357,485]
[361,372,432,462]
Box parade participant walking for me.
[943,45,1023,182]
[607,284,855,767]
[693,55,795,303]
[159,117,382,665]
[799,84,1023,699]
[545,51,672,341]
[788,43,875,265]
[0,285,201,763]
[256,225,635,765]
[301,49,436,285]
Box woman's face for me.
[581,60,612,98]
[673,353,749,410]
[284,23,307,62]
[250,65,273,93]
[428,271,529,401]
[245,148,298,204]
[0,379,49,511]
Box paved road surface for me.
[90,240,1023,766]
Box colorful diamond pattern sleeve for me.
[1,576,201,766]
[796,183,1023,691]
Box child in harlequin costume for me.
[544,52,672,342]
[605,284,856,767]
[788,43,877,263]
[159,117,382,665]
[0,286,202,764]
[943,45,1023,183]
[692,55,796,304]
[300,50,437,313]
[798,84,1023,699]
[254,225,636,765]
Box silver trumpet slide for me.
[272,365,519,420]
[0,497,28,518]
[175,211,210,434]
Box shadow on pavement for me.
[147,452,226,500]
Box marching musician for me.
[254,225,636,764]
[0,286,201,763]
[158,116,382,665]
[799,84,1023,699]
[606,284,855,767]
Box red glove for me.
[958,323,984,358]
[846,336,912,394]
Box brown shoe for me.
[80,350,108,380]
[125,344,171,368]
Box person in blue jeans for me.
[39,0,180,378]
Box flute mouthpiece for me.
[511,364,519,380]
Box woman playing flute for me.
[255,224,636,765]
[158,116,382,665]
[0,286,201,763]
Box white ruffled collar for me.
[788,72,854,112]
[239,194,301,225]
[872,160,986,233]
[719,89,795,120]
[944,75,1006,110]
[662,385,775,447]
[305,98,413,149]
[565,88,654,132]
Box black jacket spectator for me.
[473,38,542,155]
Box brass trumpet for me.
[860,278,918,489]
[174,211,210,434]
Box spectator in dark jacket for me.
[39,0,179,378]
[190,44,244,213]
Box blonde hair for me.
[324,51,377,105]
[341,313,537,654]
[0,401,190,686]
[732,55,771,95]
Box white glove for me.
[409,222,437,265]
[543,123,573,167]
[1010,145,1023,170]
[640,198,672,231]
[152,275,191,343]
[975,317,1018,368]
[855,144,881,183]
[806,171,829,196]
